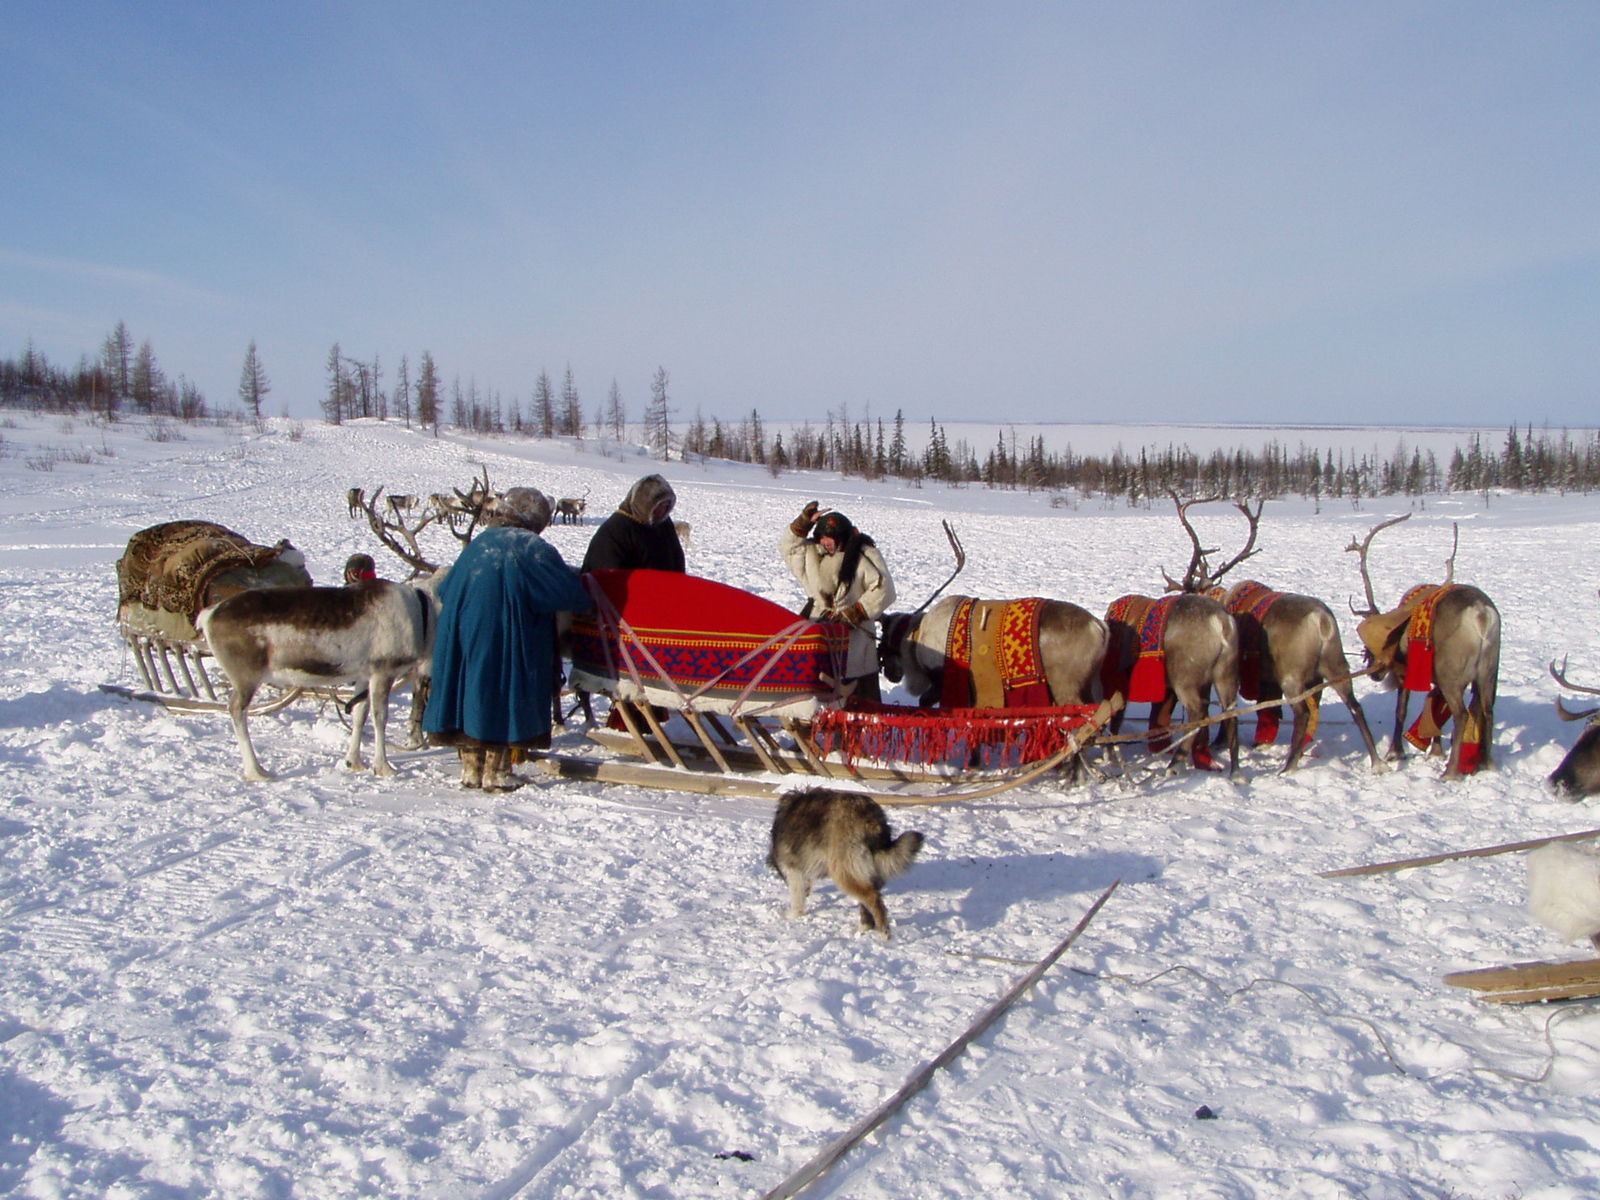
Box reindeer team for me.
[195,474,1600,800]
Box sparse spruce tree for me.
[559,366,583,438]
[416,351,440,433]
[606,378,626,441]
[646,366,672,460]
[532,370,555,438]
[237,339,270,418]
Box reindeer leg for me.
[344,692,372,773]
[229,684,272,782]
[1390,687,1412,762]
[369,674,396,777]
[1334,679,1383,771]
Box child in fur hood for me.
[1526,840,1600,951]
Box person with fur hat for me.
[581,474,685,574]
[780,501,896,702]
[423,487,591,791]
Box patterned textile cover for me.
[567,569,850,717]
[939,597,1052,709]
[116,520,313,642]
[1101,594,1177,704]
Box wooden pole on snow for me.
[1319,827,1600,879]
[758,880,1120,1200]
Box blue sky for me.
[3,2,1596,426]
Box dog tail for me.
[874,830,924,881]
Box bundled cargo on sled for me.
[107,520,317,711]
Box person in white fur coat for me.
[1526,840,1600,952]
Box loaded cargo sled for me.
[549,569,1118,804]
[103,520,321,713]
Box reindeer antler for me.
[1344,513,1411,616]
[355,486,444,577]
[1160,490,1226,593]
[909,521,966,618]
[1551,656,1600,722]
[1442,522,1460,585]
[352,466,496,578]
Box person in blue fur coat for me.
[424,487,592,791]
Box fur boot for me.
[484,746,524,792]
[459,747,485,789]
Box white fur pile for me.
[1526,840,1600,944]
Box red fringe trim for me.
[811,702,1100,768]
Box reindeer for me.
[199,582,438,781]
[346,487,365,518]
[1167,494,1381,773]
[1547,635,1600,797]
[881,596,1108,709]
[672,519,693,551]
[1347,515,1500,777]
[554,486,590,525]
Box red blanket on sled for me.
[567,569,848,707]
[1101,594,1175,705]
[939,597,1052,710]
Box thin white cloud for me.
[0,248,230,308]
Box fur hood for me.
[620,475,676,525]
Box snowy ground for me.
[1,410,1598,1199]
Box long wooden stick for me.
[759,880,1120,1200]
[1319,828,1600,879]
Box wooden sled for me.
[553,569,1120,803]
[103,520,360,719]
[1444,959,1600,1004]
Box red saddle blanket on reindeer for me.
[939,597,1053,709]
[566,569,850,716]
[1101,594,1176,705]
[1357,582,1486,772]
[1208,579,1302,746]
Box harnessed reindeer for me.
[878,524,1108,780]
[1098,493,1241,775]
[1347,515,1500,778]
[1167,495,1382,774]
[1547,601,1600,797]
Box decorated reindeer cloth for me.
[116,520,311,640]
[1101,595,1176,706]
[938,597,1052,709]
[1207,579,1316,747]
[1357,582,1486,771]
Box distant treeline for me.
[7,333,1599,502]
[679,410,1600,502]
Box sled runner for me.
[554,569,1119,803]
[1444,958,1600,1004]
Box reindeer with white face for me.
[1170,494,1381,774]
[199,581,438,781]
[1348,515,1500,777]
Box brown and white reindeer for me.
[1347,514,1500,777]
[1169,494,1382,773]
[1097,493,1241,774]
[1546,606,1600,798]
[877,524,1108,778]
[199,580,437,781]
[554,486,590,525]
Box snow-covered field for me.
[2,410,1598,1199]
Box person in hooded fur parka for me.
[424,487,592,791]
[581,474,685,574]
[780,503,896,702]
